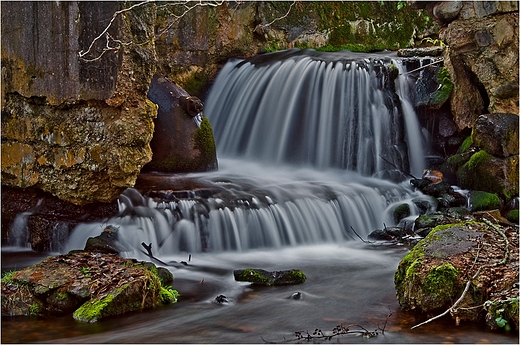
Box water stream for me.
[2,49,517,343]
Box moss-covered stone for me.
[457,150,519,199]
[468,191,501,212]
[505,209,518,224]
[233,268,306,286]
[393,203,411,223]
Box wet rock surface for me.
[395,220,519,330]
[234,268,307,286]
[1,250,176,322]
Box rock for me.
[142,73,218,173]
[233,268,306,286]
[368,229,394,241]
[457,150,519,199]
[395,220,519,330]
[0,252,177,321]
[84,227,122,254]
[468,191,501,212]
[472,113,519,158]
[1,2,158,205]
[433,1,463,24]
[440,11,519,128]
[393,203,411,224]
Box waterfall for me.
[64,49,431,257]
[206,49,426,176]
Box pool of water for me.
[2,243,517,344]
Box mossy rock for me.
[233,268,306,286]
[73,270,162,323]
[468,191,501,212]
[395,221,484,312]
[505,209,518,224]
[393,203,411,224]
[457,150,519,199]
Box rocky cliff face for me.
[1,1,436,206]
[1,2,158,205]
[420,1,518,130]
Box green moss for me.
[238,269,275,285]
[29,303,41,316]
[422,263,459,300]
[193,116,217,169]
[458,136,473,154]
[469,191,501,212]
[183,72,210,97]
[1,271,16,284]
[467,150,493,170]
[283,269,307,284]
[73,291,116,323]
[505,209,518,224]
[159,287,179,304]
[431,67,453,105]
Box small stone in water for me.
[290,292,302,300]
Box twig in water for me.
[350,226,374,244]
[378,155,417,179]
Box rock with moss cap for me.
[0,252,177,321]
[395,220,519,330]
[234,268,306,286]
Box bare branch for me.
[255,1,297,32]
[156,1,225,39]
[79,1,151,60]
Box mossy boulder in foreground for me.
[1,252,177,322]
[395,221,519,330]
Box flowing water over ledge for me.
[2,49,517,343]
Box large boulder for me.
[0,251,177,322]
[395,221,519,330]
[472,113,519,158]
[457,150,519,200]
[142,73,218,173]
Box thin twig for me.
[400,58,445,75]
[256,1,296,31]
[378,155,417,179]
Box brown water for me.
[2,243,518,344]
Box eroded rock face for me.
[1,2,158,205]
[435,2,519,129]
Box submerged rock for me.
[233,268,306,286]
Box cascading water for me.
[64,49,431,259]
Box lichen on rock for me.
[395,220,519,329]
